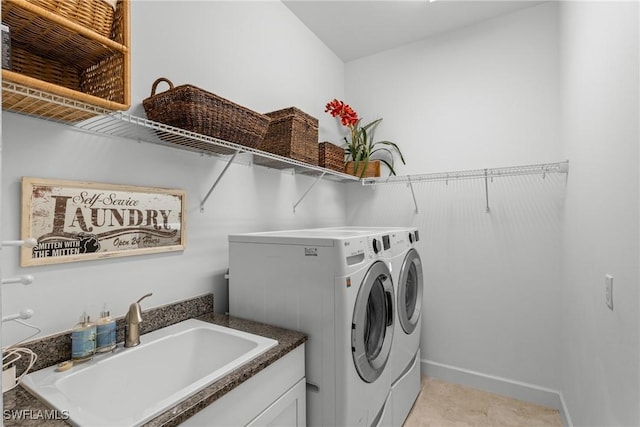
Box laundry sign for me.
[21,177,186,266]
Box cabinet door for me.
[180,346,305,426]
[247,378,306,427]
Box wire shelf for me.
[2,81,570,214]
[2,79,112,122]
[75,112,359,183]
[361,161,569,214]
[361,161,569,186]
[2,82,362,211]
[2,81,358,182]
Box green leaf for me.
[377,158,397,176]
[341,116,406,171]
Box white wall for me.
[344,2,562,176]
[348,175,566,392]
[1,1,347,345]
[3,2,638,424]
[559,2,639,425]
[344,3,564,393]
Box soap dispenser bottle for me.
[71,312,96,363]
[96,304,116,353]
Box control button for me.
[372,238,381,254]
[408,232,414,244]
[382,235,390,250]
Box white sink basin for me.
[22,318,278,426]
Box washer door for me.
[398,248,423,334]
[352,261,394,383]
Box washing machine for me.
[320,227,424,426]
[228,228,396,427]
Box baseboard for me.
[558,391,573,427]
[422,359,573,427]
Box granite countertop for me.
[3,313,307,427]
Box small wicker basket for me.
[142,78,271,155]
[255,107,319,167]
[318,141,345,172]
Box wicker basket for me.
[10,46,81,89]
[255,107,319,167]
[318,141,345,172]
[142,78,271,155]
[25,0,115,39]
[1,0,129,121]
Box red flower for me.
[325,99,359,128]
[324,99,405,177]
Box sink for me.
[22,318,278,426]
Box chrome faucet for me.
[124,293,153,348]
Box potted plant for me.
[325,99,405,178]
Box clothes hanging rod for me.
[361,160,569,186]
[1,238,37,248]
[1,275,34,286]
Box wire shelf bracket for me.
[294,171,326,213]
[484,169,490,213]
[407,176,419,214]
[361,161,569,213]
[200,151,240,213]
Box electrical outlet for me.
[605,274,614,311]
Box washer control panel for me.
[368,234,391,256]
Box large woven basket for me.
[318,141,345,172]
[25,0,115,39]
[143,78,271,155]
[255,107,318,168]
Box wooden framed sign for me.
[21,177,186,266]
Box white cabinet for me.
[181,345,305,426]
[247,378,306,427]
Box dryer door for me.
[398,248,423,334]
[352,260,394,383]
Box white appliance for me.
[320,227,424,426]
[387,228,423,426]
[228,228,396,427]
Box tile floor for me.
[403,376,563,427]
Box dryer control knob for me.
[408,232,414,244]
[372,238,381,254]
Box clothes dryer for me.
[320,227,424,426]
[228,228,396,427]
[387,227,423,426]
